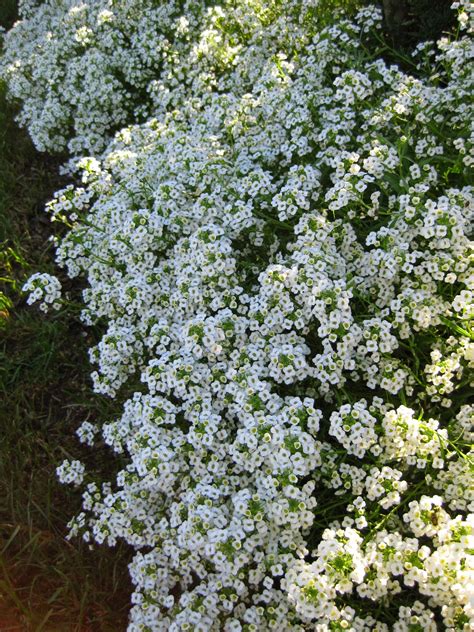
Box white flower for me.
[22,272,62,312]
[56,459,85,486]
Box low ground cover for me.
[0,1,472,631]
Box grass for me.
[0,10,132,630]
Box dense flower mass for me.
[2,0,210,153]
[3,0,474,630]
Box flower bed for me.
[3,1,473,630]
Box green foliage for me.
[382,0,457,49]
[406,0,456,41]
[0,0,17,30]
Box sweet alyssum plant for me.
[2,1,473,630]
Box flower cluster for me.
[22,271,62,312]
[6,1,474,630]
[56,458,85,486]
